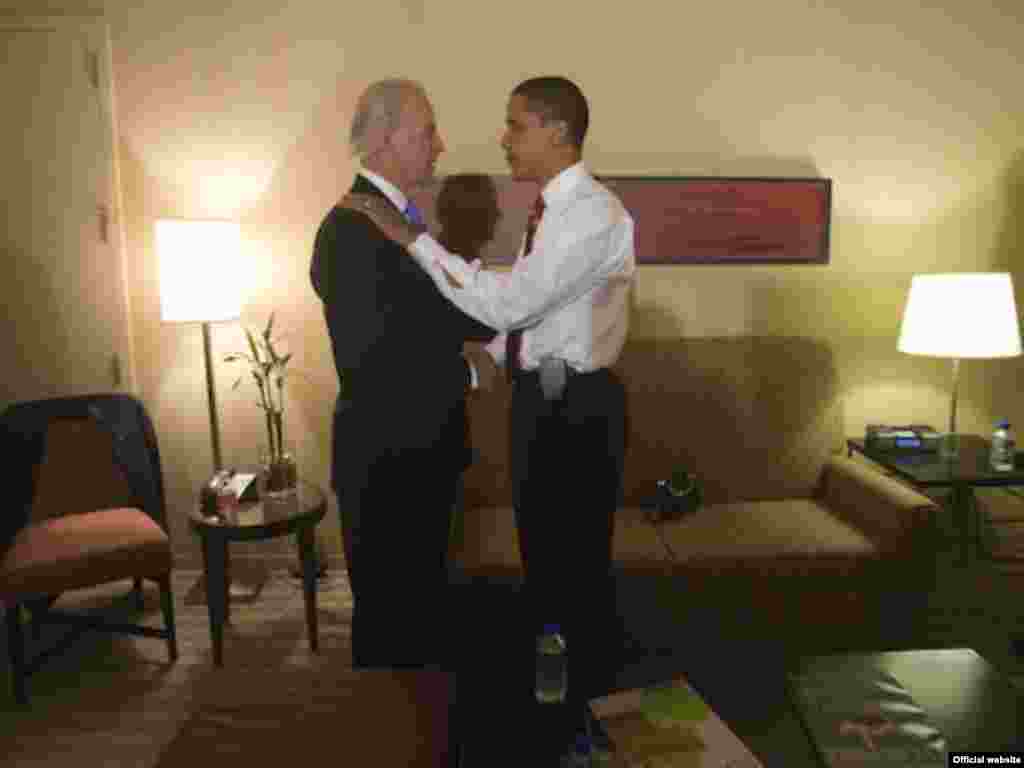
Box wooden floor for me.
[1,512,1022,767]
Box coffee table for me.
[188,480,327,666]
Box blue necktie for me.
[403,200,424,228]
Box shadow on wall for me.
[615,335,839,504]
[990,147,1023,276]
[629,293,688,340]
[988,149,1024,432]
[751,335,840,456]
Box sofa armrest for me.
[815,456,937,551]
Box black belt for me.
[512,360,606,397]
[512,360,588,382]
[512,361,610,403]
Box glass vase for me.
[258,446,297,499]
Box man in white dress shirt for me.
[344,76,635,719]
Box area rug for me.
[152,665,452,767]
[0,569,360,767]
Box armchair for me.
[0,393,178,706]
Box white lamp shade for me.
[898,273,1022,359]
[156,218,242,323]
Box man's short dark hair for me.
[512,76,589,149]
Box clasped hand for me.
[339,193,421,246]
[339,192,464,289]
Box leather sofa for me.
[450,336,940,652]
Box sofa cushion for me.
[0,507,171,599]
[655,498,877,572]
[450,505,521,579]
[450,505,675,580]
[612,507,675,572]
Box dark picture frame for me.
[603,176,832,265]
[412,175,832,266]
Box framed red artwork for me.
[604,176,832,265]
[411,175,832,266]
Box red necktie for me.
[506,196,545,379]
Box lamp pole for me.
[201,321,224,472]
[948,357,960,437]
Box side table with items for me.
[847,435,1024,565]
[188,479,327,666]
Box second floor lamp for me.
[898,272,1022,456]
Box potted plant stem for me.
[225,312,297,496]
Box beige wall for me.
[4,0,1022,564]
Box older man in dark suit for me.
[310,79,497,668]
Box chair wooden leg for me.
[157,574,178,661]
[6,602,28,707]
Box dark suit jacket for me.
[310,175,496,490]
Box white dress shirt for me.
[359,169,409,216]
[409,162,635,373]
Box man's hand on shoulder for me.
[441,263,463,289]
[463,342,498,393]
[339,193,422,246]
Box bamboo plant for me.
[225,312,296,490]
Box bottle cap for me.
[542,623,561,635]
[998,420,1010,429]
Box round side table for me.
[188,479,327,666]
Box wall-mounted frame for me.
[603,176,832,265]
[412,174,832,266]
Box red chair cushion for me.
[0,507,171,602]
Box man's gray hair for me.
[349,78,424,159]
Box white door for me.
[0,16,134,411]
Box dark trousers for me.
[336,445,458,669]
[511,367,626,710]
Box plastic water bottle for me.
[535,623,567,703]
[990,420,1016,471]
[591,744,613,766]
[585,710,613,766]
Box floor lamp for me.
[158,219,265,595]
[898,273,1022,455]
[156,218,242,473]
